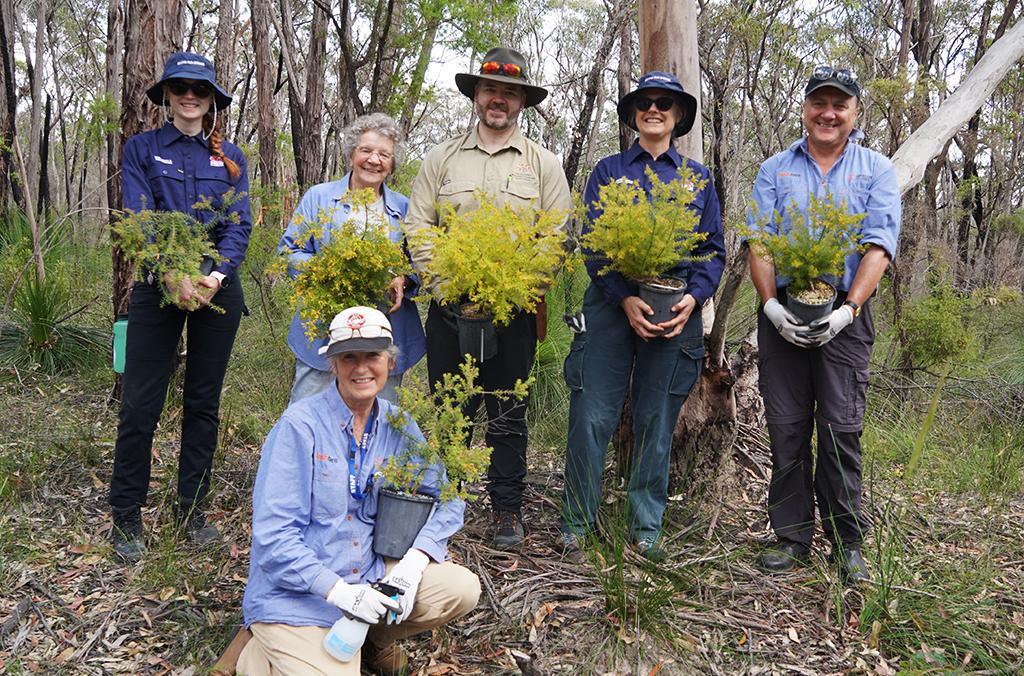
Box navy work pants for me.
[425,301,536,514]
[560,284,704,541]
[109,279,243,510]
[757,290,873,548]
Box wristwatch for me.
[843,299,861,317]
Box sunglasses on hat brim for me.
[810,66,858,86]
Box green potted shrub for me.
[372,356,531,558]
[112,192,242,312]
[408,191,567,360]
[581,166,710,325]
[284,188,411,342]
[746,193,865,325]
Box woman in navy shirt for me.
[560,72,725,562]
[109,52,251,562]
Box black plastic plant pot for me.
[638,277,688,328]
[372,488,435,559]
[786,280,837,325]
[456,313,498,362]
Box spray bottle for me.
[323,582,402,662]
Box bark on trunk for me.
[0,0,18,209]
[616,9,633,154]
[214,0,236,138]
[297,1,327,188]
[250,0,278,186]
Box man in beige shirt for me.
[405,47,572,549]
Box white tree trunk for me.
[892,18,1024,194]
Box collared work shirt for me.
[242,385,464,629]
[404,125,572,275]
[121,122,252,278]
[582,142,726,307]
[278,174,426,375]
[747,134,901,292]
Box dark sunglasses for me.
[633,95,676,112]
[165,80,214,98]
[811,66,858,85]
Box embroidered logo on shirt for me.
[209,156,224,167]
[154,155,173,165]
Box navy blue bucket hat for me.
[617,71,698,138]
[146,52,233,110]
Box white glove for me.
[379,548,430,624]
[801,305,855,347]
[763,298,812,347]
[325,580,400,625]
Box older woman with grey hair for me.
[279,113,426,404]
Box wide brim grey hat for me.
[617,71,698,138]
[317,306,394,358]
[455,47,548,108]
[146,51,233,110]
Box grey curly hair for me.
[341,112,405,177]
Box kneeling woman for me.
[239,307,480,674]
[560,72,725,561]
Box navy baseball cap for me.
[617,71,698,138]
[146,52,233,110]
[804,66,861,99]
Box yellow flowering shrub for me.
[288,189,411,340]
[409,191,567,325]
[582,166,709,282]
[112,191,244,312]
[746,192,865,295]
[380,355,532,503]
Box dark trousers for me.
[757,291,873,548]
[109,279,243,510]
[425,301,536,513]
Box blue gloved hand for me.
[801,304,855,346]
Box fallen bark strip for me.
[0,597,32,644]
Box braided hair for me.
[203,109,242,180]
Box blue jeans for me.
[560,284,704,541]
[289,362,403,406]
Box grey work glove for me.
[325,580,400,625]
[801,304,855,347]
[763,298,812,347]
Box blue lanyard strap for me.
[347,408,376,500]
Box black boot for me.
[178,501,222,547]
[111,506,146,562]
[758,540,809,573]
[833,546,871,584]
[492,511,525,549]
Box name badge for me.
[153,155,173,165]
[209,156,224,167]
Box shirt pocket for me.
[195,164,232,209]
[437,180,478,215]
[145,164,184,211]
[311,460,349,520]
[503,176,540,207]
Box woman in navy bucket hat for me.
[559,71,725,562]
[109,51,252,563]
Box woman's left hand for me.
[193,275,222,307]
[386,276,405,314]
[658,294,698,339]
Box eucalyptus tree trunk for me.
[0,0,22,210]
[250,0,278,186]
[297,1,327,188]
[213,0,237,137]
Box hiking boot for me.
[758,540,810,573]
[833,546,871,585]
[634,537,666,563]
[111,506,146,562]
[561,532,585,563]
[363,640,410,676]
[492,511,524,549]
[178,503,222,547]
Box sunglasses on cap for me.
[633,96,676,112]
[811,66,858,85]
[326,322,393,343]
[165,79,214,98]
[481,61,523,78]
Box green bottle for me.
[112,314,129,373]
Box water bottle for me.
[323,582,403,662]
[112,314,129,374]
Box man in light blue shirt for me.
[747,66,901,583]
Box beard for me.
[477,102,518,131]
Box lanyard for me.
[347,409,376,500]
